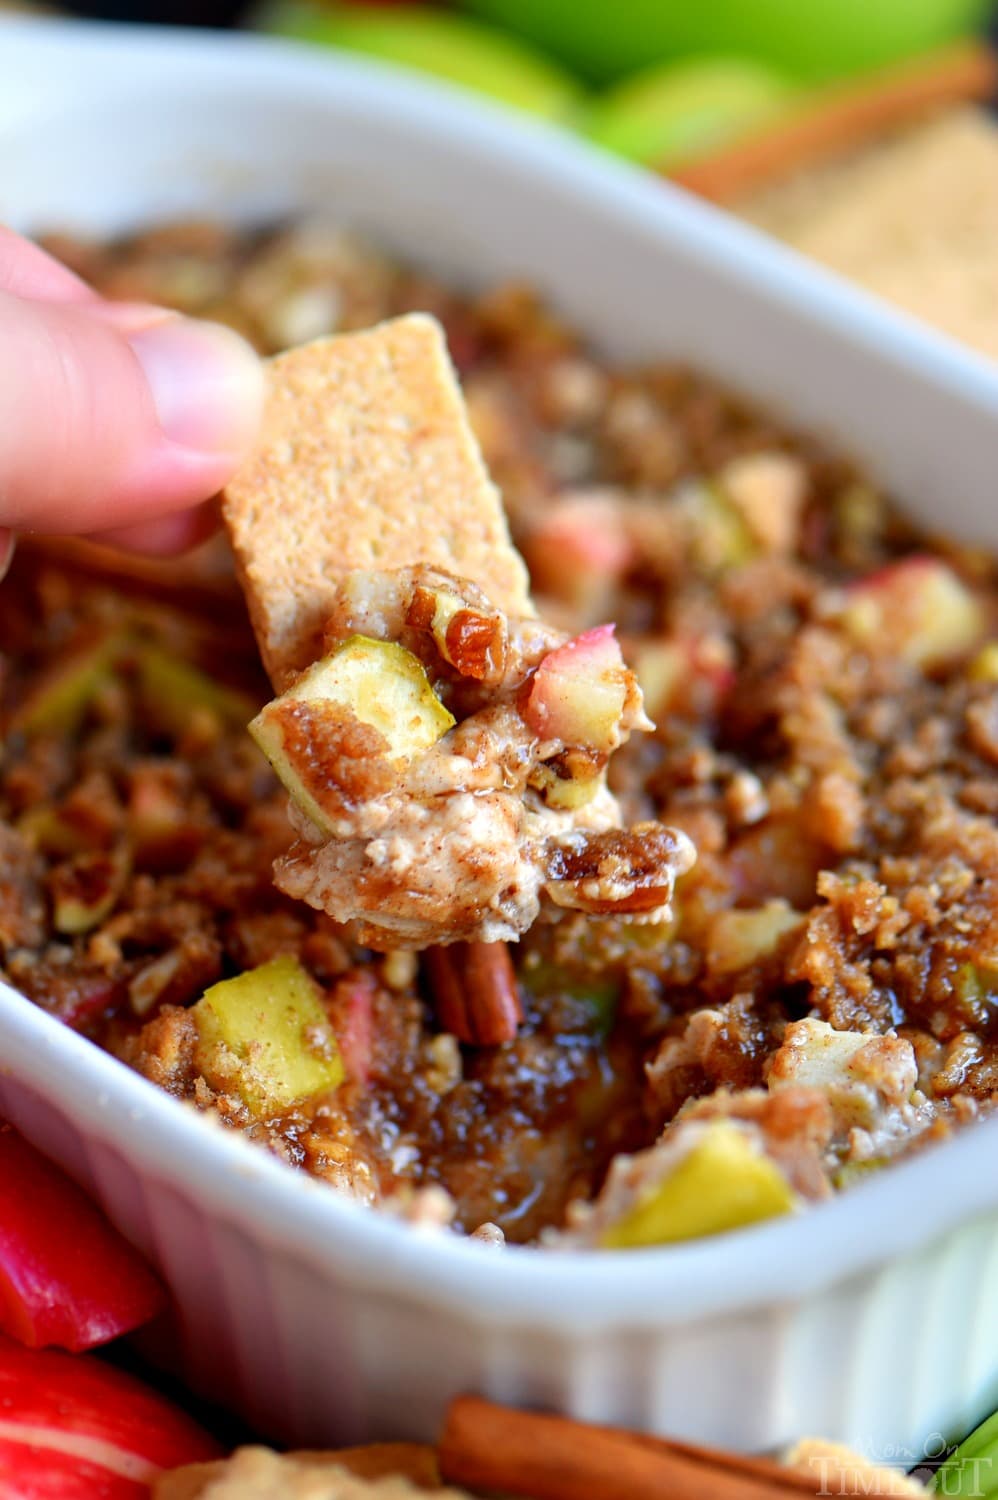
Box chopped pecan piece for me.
[544,824,694,917]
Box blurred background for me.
[6,0,998,357]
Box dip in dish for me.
[2,219,996,1249]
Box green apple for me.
[601,1119,797,1249]
[10,630,124,738]
[259,1,584,120]
[460,0,990,83]
[587,56,797,169]
[930,1409,998,1497]
[250,634,455,835]
[136,645,257,739]
[193,956,345,1117]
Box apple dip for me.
[2,218,996,1246]
[252,566,693,948]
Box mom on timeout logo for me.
[802,1431,995,1496]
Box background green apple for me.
[460,0,992,83]
[586,55,797,167]
[260,2,584,119]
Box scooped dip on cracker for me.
[223,315,694,949]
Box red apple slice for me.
[0,1335,219,1496]
[0,1129,165,1353]
[522,624,630,752]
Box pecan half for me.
[424,941,523,1046]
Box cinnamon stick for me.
[438,1396,905,1500]
[670,39,997,204]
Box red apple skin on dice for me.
[522,625,632,753]
[0,1335,220,1497]
[839,556,985,669]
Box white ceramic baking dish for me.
[3,15,998,1465]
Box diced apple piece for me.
[727,817,826,909]
[707,901,804,976]
[136,645,257,738]
[676,481,757,575]
[329,973,376,1086]
[632,633,734,720]
[716,451,805,556]
[954,961,998,1003]
[192,955,344,1118]
[839,556,984,669]
[523,493,634,620]
[522,625,630,751]
[250,635,455,834]
[126,763,204,873]
[601,1120,797,1249]
[9,632,123,738]
[951,962,998,1029]
[768,1019,918,1137]
[257,635,454,758]
[530,763,604,811]
[968,642,998,683]
[833,1157,886,1190]
[15,807,88,859]
[632,639,685,721]
[49,849,130,936]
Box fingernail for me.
[128,316,264,455]
[0,530,15,584]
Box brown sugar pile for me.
[738,107,998,360]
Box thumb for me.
[0,291,263,535]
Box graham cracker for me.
[739,107,998,362]
[222,313,532,688]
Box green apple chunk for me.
[679,482,758,575]
[250,635,455,834]
[530,762,604,811]
[587,56,796,168]
[10,631,124,738]
[193,955,344,1118]
[259,2,583,121]
[708,902,805,976]
[839,557,984,668]
[50,848,131,936]
[601,1120,797,1249]
[969,642,998,683]
[137,645,257,738]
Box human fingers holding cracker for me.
[0,226,263,578]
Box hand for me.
[0,227,264,579]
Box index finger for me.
[0,226,97,304]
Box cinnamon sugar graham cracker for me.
[222,314,532,689]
